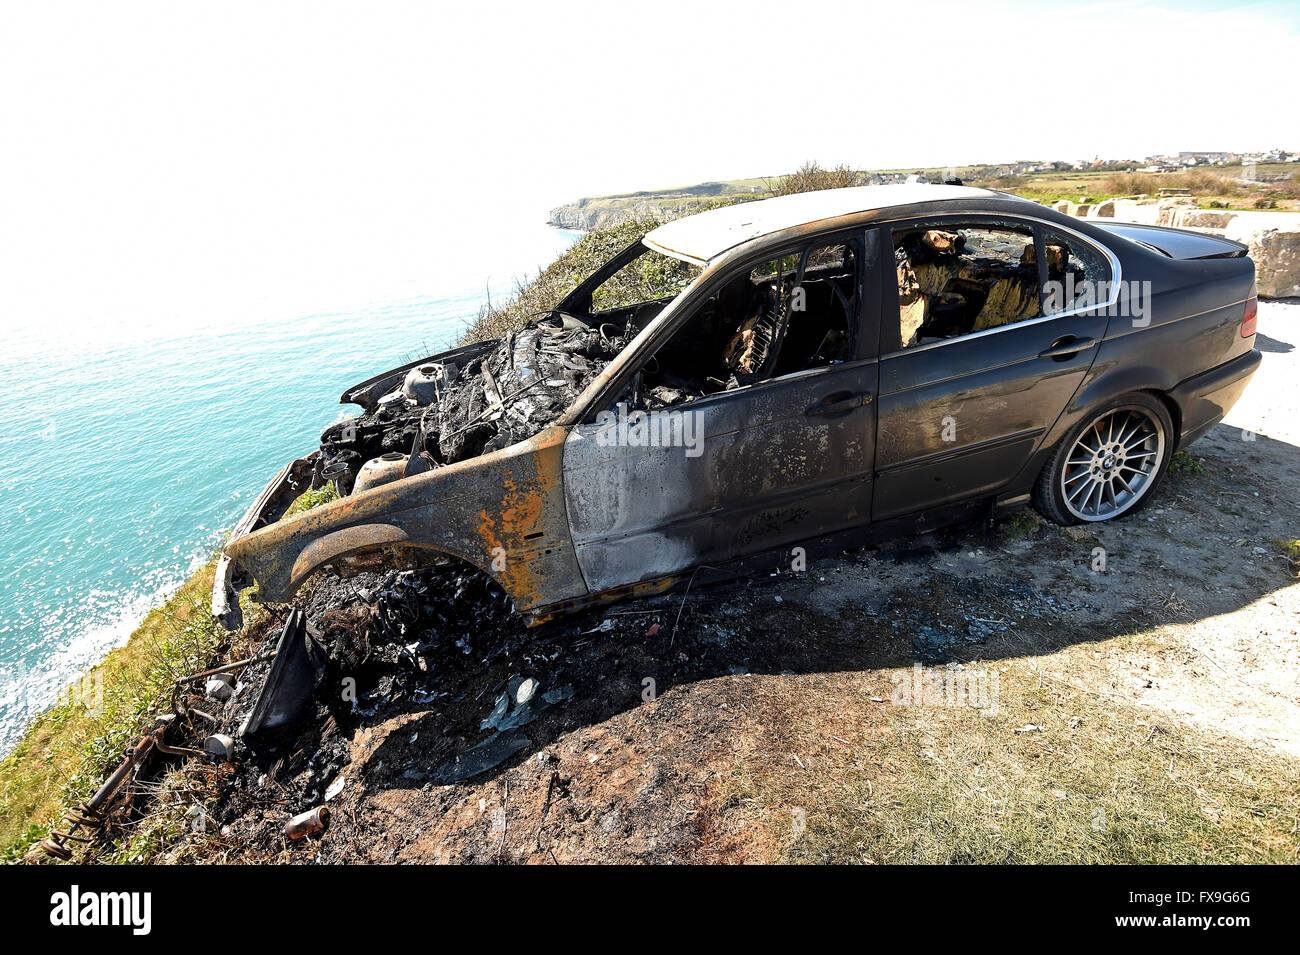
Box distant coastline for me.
[547,177,771,231]
[549,158,1300,233]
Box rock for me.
[205,675,234,701]
[1063,202,1300,300]
[1180,210,1235,229]
[204,734,235,760]
[1240,228,1300,298]
[1155,198,1197,226]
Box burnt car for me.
[213,184,1260,630]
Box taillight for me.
[1241,286,1258,338]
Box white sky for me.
[2,0,1296,340]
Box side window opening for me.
[558,243,703,342]
[1040,227,1111,315]
[628,239,860,411]
[893,221,1041,349]
[590,248,700,316]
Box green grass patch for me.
[286,483,339,516]
[0,561,251,862]
[998,511,1041,544]
[1170,451,1206,475]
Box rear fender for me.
[1004,358,1178,496]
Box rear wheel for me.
[1033,393,1174,525]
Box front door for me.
[563,235,879,592]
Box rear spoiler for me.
[1090,221,1248,260]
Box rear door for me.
[873,215,1116,520]
[563,233,882,592]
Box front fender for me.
[223,426,588,613]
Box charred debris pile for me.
[43,547,801,860]
[42,563,596,860]
[195,567,570,841]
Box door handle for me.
[1038,336,1096,359]
[806,390,873,417]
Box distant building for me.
[1178,151,1238,165]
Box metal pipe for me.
[284,806,329,840]
[40,732,158,860]
[174,658,254,686]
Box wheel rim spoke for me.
[1115,413,1141,448]
[1086,480,1103,514]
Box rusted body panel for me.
[223,426,588,612]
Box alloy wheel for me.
[1060,407,1165,521]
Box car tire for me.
[1033,392,1175,526]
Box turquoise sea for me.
[0,218,581,754]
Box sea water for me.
[0,217,580,754]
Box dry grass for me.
[459,212,681,345]
[724,655,1300,864]
[774,161,866,196]
[1103,169,1248,197]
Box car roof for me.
[642,184,1013,265]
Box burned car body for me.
[215,184,1260,630]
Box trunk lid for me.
[1090,221,1249,260]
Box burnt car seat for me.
[969,243,1047,331]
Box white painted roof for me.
[643,184,1011,264]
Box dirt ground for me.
[182,301,1299,865]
